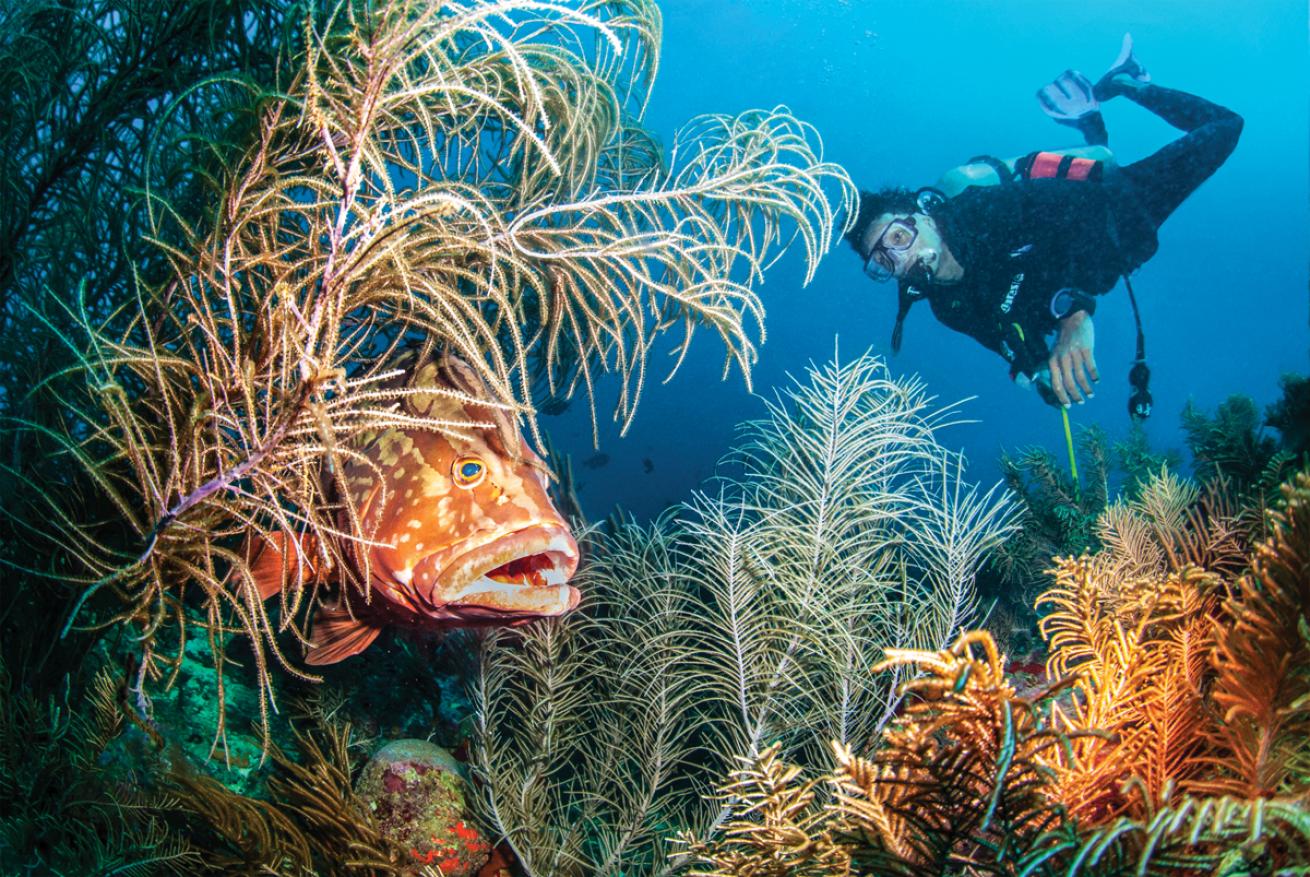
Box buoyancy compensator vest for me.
[894,150,1152,420]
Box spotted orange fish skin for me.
[248,354,580,663]
[341,356,580,623]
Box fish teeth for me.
[487,571,531,585]
[544,534,576,558]
[442,575,506,603]
[446,559,563,602]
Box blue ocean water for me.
[550,0,1309,521]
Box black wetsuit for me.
[908,84,1242,380]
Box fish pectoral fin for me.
[304,601,384,666]
[245,531,325,602]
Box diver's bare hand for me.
[1048,311,1099,405]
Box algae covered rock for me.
[145,635,275,797]
[355,739,490,876]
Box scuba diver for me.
[846,35,1243,418]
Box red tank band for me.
[1024,151,1102,181]
[1065,157,1096,180]
[1029,151,1063,178]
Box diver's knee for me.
[1218,114,1244,157]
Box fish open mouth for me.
[422,523,580,619]
[484,552,559,588]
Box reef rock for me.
[355,739,490,875]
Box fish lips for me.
[416,522,580,621]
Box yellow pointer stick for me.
[1061,405,1080,501]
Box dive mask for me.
[863,216,919,283]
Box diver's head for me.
[846,187,951,286]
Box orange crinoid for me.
[687,469,1310,875]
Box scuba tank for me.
[902,148,1153,421]
[1014,150,1105,182]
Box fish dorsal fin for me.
[245,531,325,601]
[304,600,384,665]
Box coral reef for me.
[5,4,1305,876]
[1265,372,1310,461]
[467,352,1016,876]
[684,466,1310,875]
[993,425,1111,600]
[1182,394,1289,496]
[1,0,853,753]
[0,657,198,875]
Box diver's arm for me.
[1047,310,1099,406]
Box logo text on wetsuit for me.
[1000,272,1024,314]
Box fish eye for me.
[452,456,486,488]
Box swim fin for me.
[1094,33,1150,101]
[1037,70,1108,146]
[1037,69,1098,122]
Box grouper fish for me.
[247,352,580,665]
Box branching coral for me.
[1093,467,1251,589]
[1039,559,1219,819]
[684,742,852,877]
[169,771,316,874]
[683,631,1074,876]
[1182,394,1293,504]
[468,351,1016,876]
[685,468,1310,876]
[0,658,199,875]
[992,426,1111,602]
[0,0,295,410]
[1,0,854,750]
[1033,470,1308,827]
[857,632,1072,872]
[1114,422,1183,502]
[1091,467,1199,583]
[165,699,454,876]
[1203,469,1310,799]
[1036,469,1310,852]
[991,429,1250,650]
[1266,372,1310,460]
